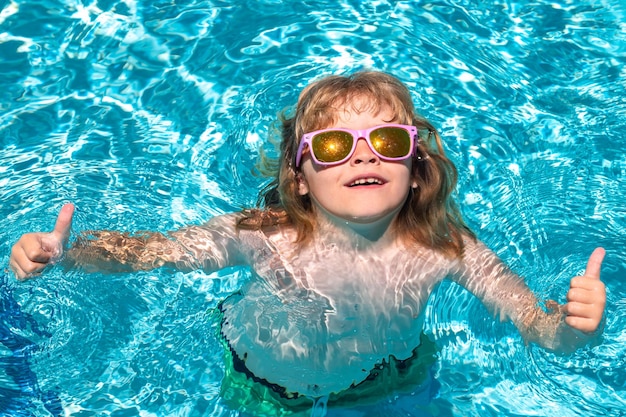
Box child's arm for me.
[9,203,244,279]
[451,239,606,353]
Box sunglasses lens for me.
[311,131,354,163]
[370,127,412,158]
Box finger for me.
[565,316,598,333]
[564,301,602,319]
[9,258,27,280]
[11,234,50,264]
[566,287,588,303]
[567,280,605,299]
[16,233,56,263]
[583,247,605,280]
[51,203,75,241]
[9,253,47,280]
[569,276,606,292]
[565,294,604,332]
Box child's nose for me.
[351,138,379,164]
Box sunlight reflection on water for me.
[0,0,625,416]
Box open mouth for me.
[347,177,385,187]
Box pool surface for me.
[1,0,625,416]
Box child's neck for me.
[313,203,400,245]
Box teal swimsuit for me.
[217,298,439,416]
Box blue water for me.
[1,0,625,416]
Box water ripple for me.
[1,0,625,415]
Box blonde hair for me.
[238,71,474,258]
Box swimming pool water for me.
[1,0,625,416]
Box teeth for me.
[350,178,383,186]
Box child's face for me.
[297,99,415,227]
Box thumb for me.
[51,203,75,242]
[583,247,605,280]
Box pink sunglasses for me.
[295,124,418,167]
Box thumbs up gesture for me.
[564,248,607,333]
[9,203,75,280]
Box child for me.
[9,71,606,412]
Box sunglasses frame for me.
[295,123,418,167]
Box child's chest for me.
[247,234,452,318]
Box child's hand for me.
[564,247,606,333]
[9,203,75,280]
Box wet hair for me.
[238,71,475,258]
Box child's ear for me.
[296,173,309,195]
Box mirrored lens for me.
[370,127,411,158]
[311,131,354,163]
